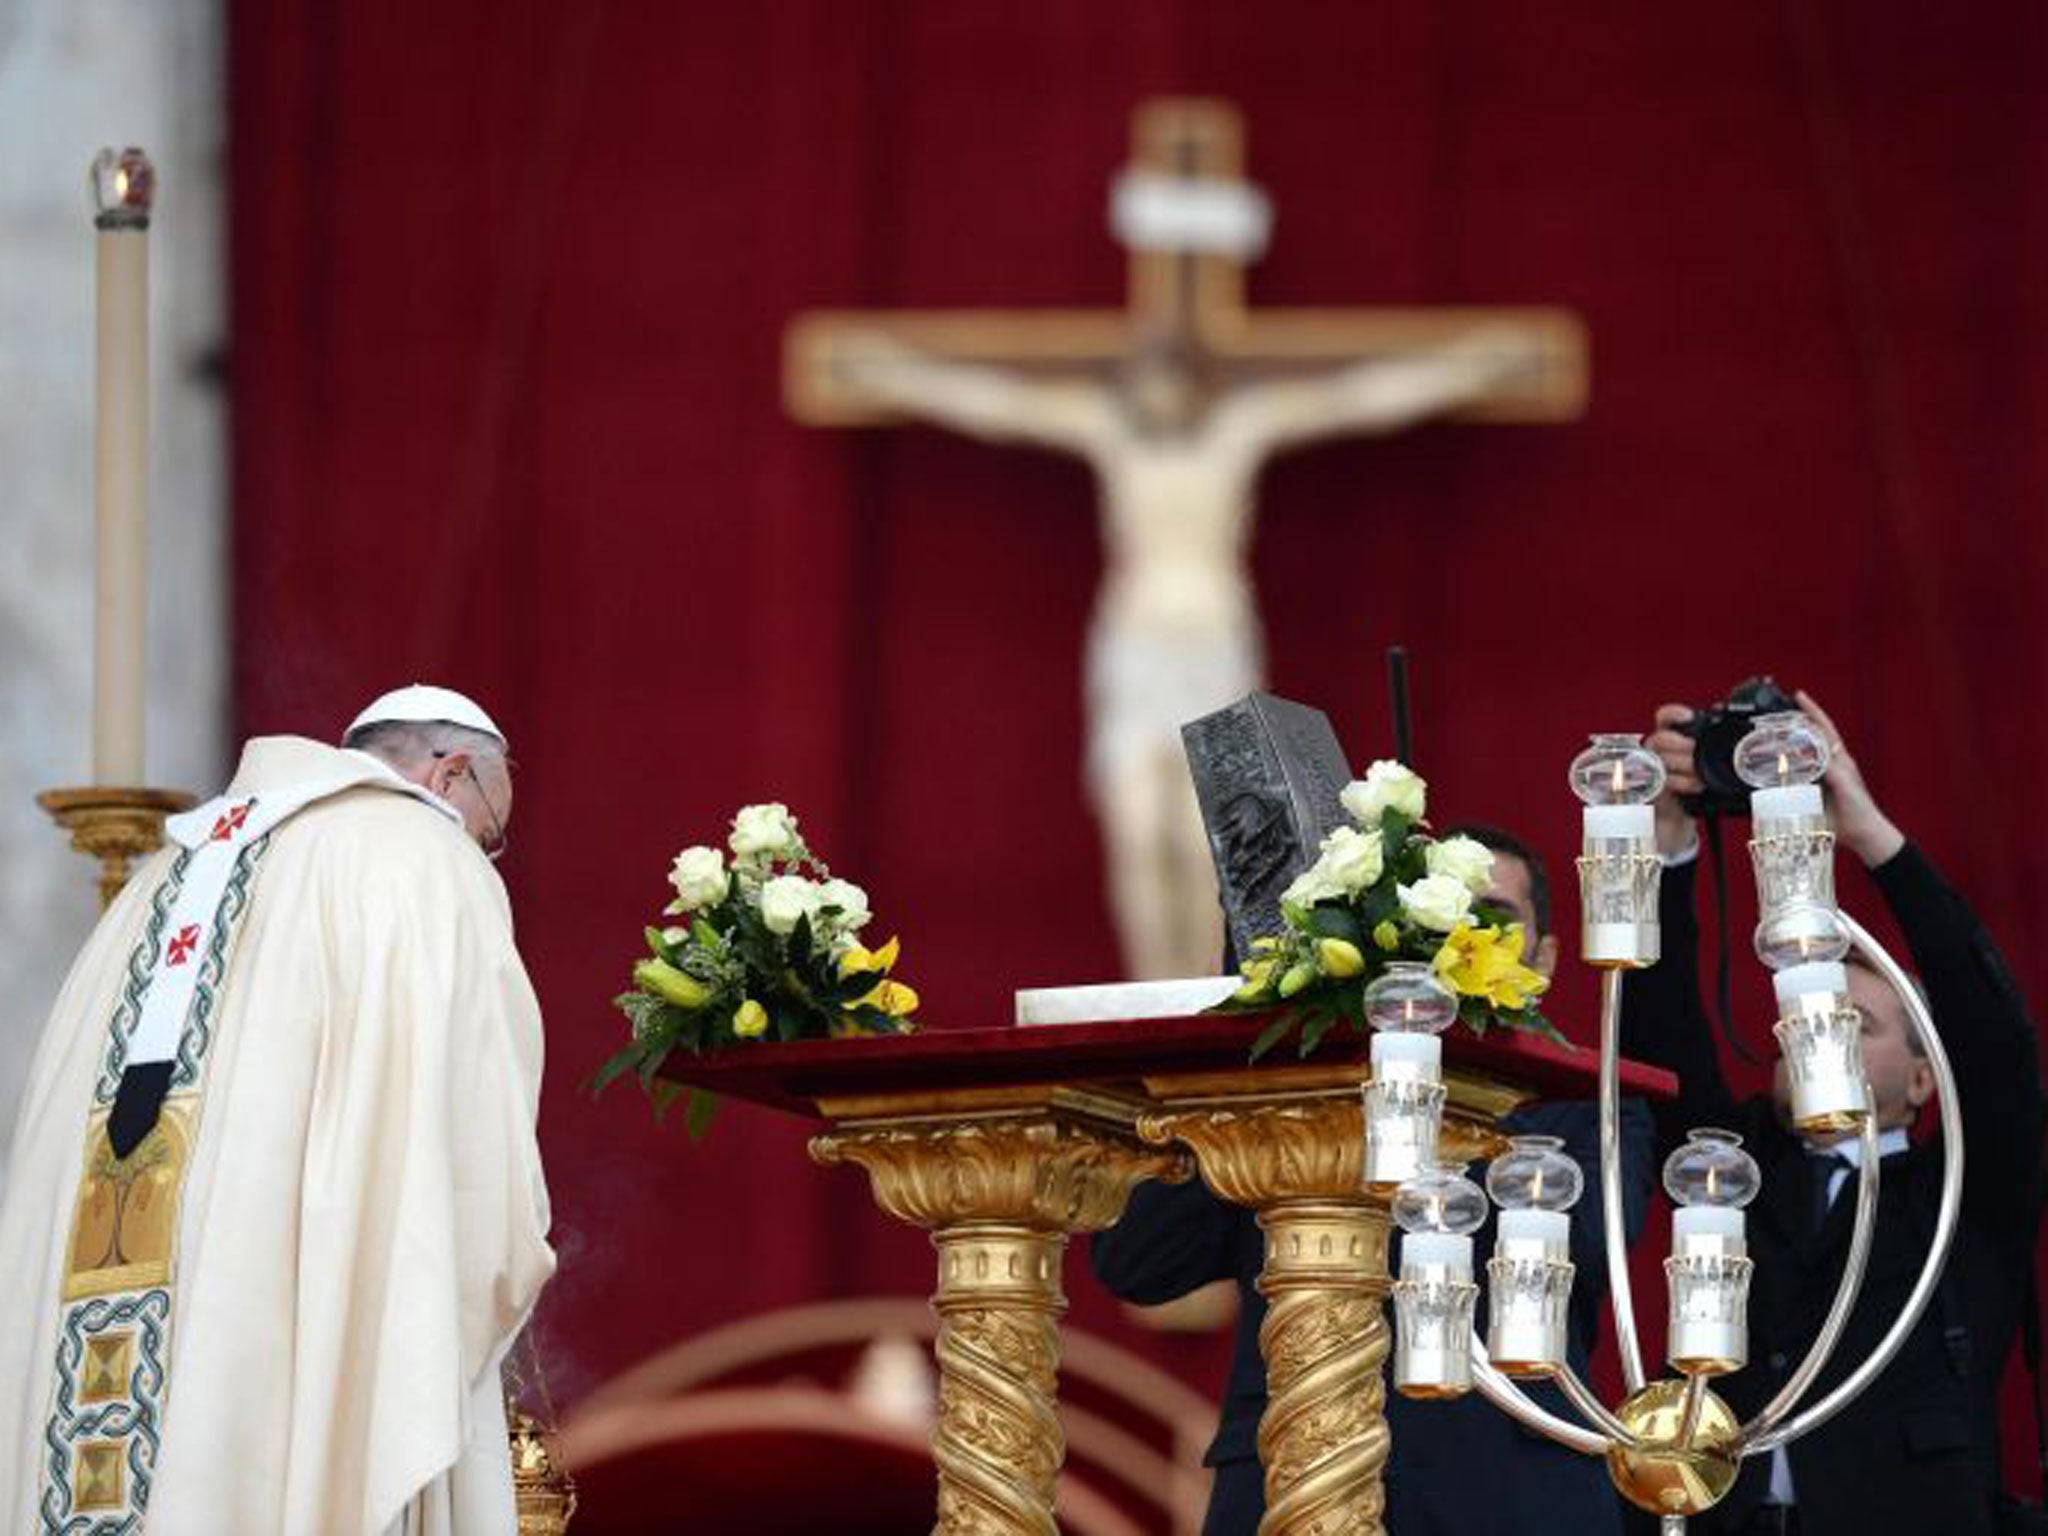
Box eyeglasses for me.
[433,751,511,862]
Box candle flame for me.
[1776,750,1790,783]
[114,169,129,202]
[1610,759,1626,795]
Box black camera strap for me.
[1704,813,1761,1066]
[2023,1258,2048,1496]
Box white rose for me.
[1316,825,1385,895]
[1339,761,1427,827]
[729,802,800,858]
[1283,862,1347,909]
[667,844,730,911]
[817,878,871,932]
[1426,835,1494,893]
[1398,873,1474,933]
[759,874,825,935]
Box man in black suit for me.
[1623,692,2044,1535]
[1091,825,1654,1535]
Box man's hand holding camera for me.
[1646,688,1904,868]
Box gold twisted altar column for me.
[1139,1067,1514,1536]
[812,1089,1185,1536]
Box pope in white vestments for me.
[0,688,554,1535]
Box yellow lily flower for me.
[1432,924,1549,1011]
[838,934,902,979]
[856,978,919,1017]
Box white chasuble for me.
[0,737,555,1534]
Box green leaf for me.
[635,1046,669,1089]
[648,1079,685,1122]
[684,1088,721,1141]
[589,1039,650,1095]
[1298,1010,1337,1058]
[1308,905,1364,945]
[1379,810,1413,855]
[770,999,806,1042]
[1358,887,1399,930]
[691,916,726,953]
[1249,1014,1297,1062]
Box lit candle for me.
[1672,1205,1745,1244]
[1582,804,1654,843]
[1495,1207,1570,1257]
[1667,1206,1751,1371]
[1401,1230,1473,1280]
[1370,1029,1442,1081]
[1751,784,1823,826]
[1773,961,1848,1009]
[89,148,154,786]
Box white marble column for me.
[0,0,225,1190]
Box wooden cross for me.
[783,97,1589,982]
[786,97,1586,424]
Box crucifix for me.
[787,97,1589,981]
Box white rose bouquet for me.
[596,802,918,1133]
[1223,762,1557,1059]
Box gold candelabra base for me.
[38,785,196,909]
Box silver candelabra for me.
[1366,714,1962,1529]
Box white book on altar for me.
[1014,976,1241,1026]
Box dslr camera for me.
[1677,676,1799,817]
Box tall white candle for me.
[1773,961,1848,1008]
[1582,804,1654,842]
[1672,1205,1745,1243]
[1370,1030,1442,1080]
[1400,1231,1472,1279]
[1751,785,1823,824]
[90,149,153,786]
[1495,1207,1570,1256]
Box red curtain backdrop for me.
[230,0,2048,1485]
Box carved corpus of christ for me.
[786,98,1587,980]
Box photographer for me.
[1094,825,1653,1536]
[1623,690,2045,1536]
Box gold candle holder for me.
[510,1404,578,1535]
[37,785,195,910]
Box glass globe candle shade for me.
[1754,901,1852,971]
[90,147,156,227]
[1486,1135,1584,1212]
[1734,711,1831,789]
[1365,961,1458,1035]
[1393,1165,1490,1236]
[1663,1129,1761,1209]
[1568,733,1667,807]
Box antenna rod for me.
[1387,645,1414,766]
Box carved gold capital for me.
[1137,1091,1498,1208]
[811,1112,1185,1232]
